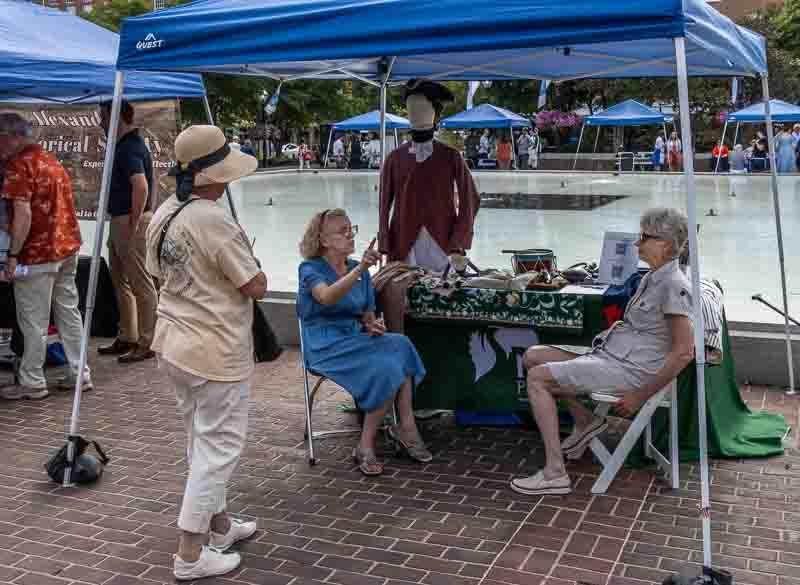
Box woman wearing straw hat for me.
[146,125,264,580]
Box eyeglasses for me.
[325,224,359,237]
[638,232,663,242]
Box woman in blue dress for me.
[297,209,429,475]
[775,126,798,173]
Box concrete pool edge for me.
[258,294,800,390]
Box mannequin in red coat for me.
[377,80,480,332]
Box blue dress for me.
[776,134,797,173]
[297,257,426,412]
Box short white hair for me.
[640,207,688,257]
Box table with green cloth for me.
[405,282,787,461]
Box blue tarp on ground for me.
[727,99,800,123]
[440,104,531,129]
[333,110,410,131]
[116,0,766,81]
[0,0,205,103]
[585,99,673,126]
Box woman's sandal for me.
[388,425,433,463]
[353,447,384,476]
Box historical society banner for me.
[8,100,180,220]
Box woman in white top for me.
[651,134,666,171]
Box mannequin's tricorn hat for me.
[403,79,455,107]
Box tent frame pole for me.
[378,57,395,166]
[573,123,586,170]
[203,95,239,222]
[675,36,712,570]
[64,71,126,488]
[733,122,740,146]
[592,126,601,154]
[324,130,334,168]
[510,124,516,169]
[762,77,796,395]
[715,119,729,173]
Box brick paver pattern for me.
[0,344,797,585]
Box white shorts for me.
[546,349,653,396]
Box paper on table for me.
[597,231,639,286]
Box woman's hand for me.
[359,238,381,272]
[615,390,646,418]
[362,312,386,337]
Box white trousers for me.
[405,227,450,273]
[164,361,250,534]
[13,254,89,389]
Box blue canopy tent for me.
[0,0,205,104]
[716,100,800,171]
[574,99,675,169]
[101,1,780,570]
[0,0,208,488]
[325,110,410,168]
[441,104,531,164]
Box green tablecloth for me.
[647,317,787,461]
[406,285,787,461]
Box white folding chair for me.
[567,380,679,494]
[299,318,362,466]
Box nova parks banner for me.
[7,100,180,220]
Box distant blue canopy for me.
[0,0,205,103]
[117,0,766,81]
[727,100,800,123]
[441,104,531,129]
[333,111,410,131]
[585,99,673,126]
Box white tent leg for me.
[324,131,333,168]
[715,119,729,173]
[762,76,795,395]
[64,71,126,488]
[675,36,712,570]
[202,95,239,222]
[510,124,516,169]
[379,84,387,166]
[592,126,601,153]
[573,123,585,170]
[733,122,740,146]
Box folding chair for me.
[298,318,398,466]
[299,319,362,466]
[567,380,679,494]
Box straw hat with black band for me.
[169,125,257,201]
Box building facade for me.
[713,0,784,20]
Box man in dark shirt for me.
[98,100,158,363]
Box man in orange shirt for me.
[0,113,91,400]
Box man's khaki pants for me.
[162,360,250,534]
[13,254,90,389]
[108,212,157,349]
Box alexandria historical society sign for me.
[7,100,180,220]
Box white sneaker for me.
[0,385,48,400]
[511,471,572,496]
[55,375,93,392]
[561,416,608,455]
[173,546,241,581]
[209,518,257,552]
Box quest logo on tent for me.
[136,33,164,50]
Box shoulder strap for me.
[157,198,199,270]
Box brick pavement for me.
[0,344,798,585]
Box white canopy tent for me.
[70,1,784,575]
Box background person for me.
[712,141,729,172]
[0,113,90,400]
[98,100,158,364]
[517,128,531,170]
[146,125,265,581]
[496,134,512,170]
[667,131,682,171]
[651,133,666,171]
[511,207,694,496]
[775,126,797,173]
[298,209,429,476]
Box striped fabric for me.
[699,278,724,365]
